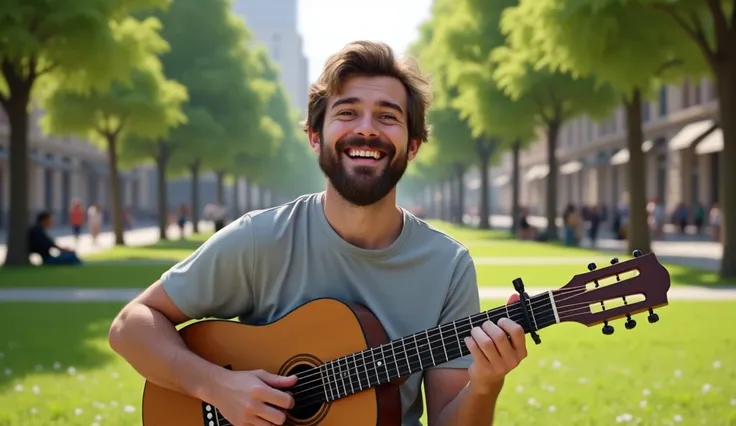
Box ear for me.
[407,139,421,161]
[308,129,321,154]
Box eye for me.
[379,113,397,120]
[337,110,355,117]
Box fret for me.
[337,357,347,398]
[438,324,450,363]
[328,360,340,399]
[389,340,407,377]
[379,344,390,383]
[388,340,401,378]
[527,298,539,331]
[346,354,356,394]
[451,320,462,352]
[412,334,423,371]
[400,337,411,375]
[369,347,379,387]
[359,350,369,390]
[424,330,435,366]
[320,363,333,402]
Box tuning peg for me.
[625,317,637,329]
[648,309,659,323]
[610,257,619,265]
[633,249,642,257]
[602,324,615,335]
[587,262,597,271]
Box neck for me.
[321,185,403,250]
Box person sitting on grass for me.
[27,211,83,266]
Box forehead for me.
[329,75,407,110]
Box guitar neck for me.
[318,290,559,402]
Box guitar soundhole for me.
[279,354,330,426]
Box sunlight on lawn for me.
[0,301,734,425]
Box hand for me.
[208,369,297,426]
[464,294,528,395]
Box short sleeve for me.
[429,250,480,370]
[161,214,255,320]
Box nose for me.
[353,114,380,139]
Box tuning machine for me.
[631,249,660,323]
[588,262,614,335]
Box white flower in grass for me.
[537,359,547,367]
[578,377,588,384]
[551,360,561,369]
[14,384,23,392]
[712,360,721,369]
[77,374,86,382]
[642,389,650,396]
[32,385,40,394]
[111,371,119,379]
[29,407,38,415]
[4,368,11,376]
[53,362,61,370]
[74,408,83,416]
[547,405,556,413]
[581,405,588,412]
[67,366,76,375]
[701,383,711,394]
[639,400,647,408]
[110,400,119,407]
[673,414,683,422]
[729,398,736,407]
[615,413,633,423]
[527,397,538,406]
[515,385,524,393]
[34,364,43,371]
[92,423,100,426]
[95,414,103,421]
[674,369,682,378]
[124,405,136,413]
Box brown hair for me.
[302,40,432,144]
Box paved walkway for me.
[1,285,734,302]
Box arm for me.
[108,216,256,402]
[425,252,526,426]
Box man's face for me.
[309,75,420,206]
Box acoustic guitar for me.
[141,250,671,426]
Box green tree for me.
[416,0,539,232]
[41,19,188,246]
[491,2,620,240]
[506,0,705,254]
[0,0,170,266]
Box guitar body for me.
[141,298,402,426]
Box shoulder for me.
[403,210,472,267]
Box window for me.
[659,86,668,116]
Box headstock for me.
[553,249,671,335]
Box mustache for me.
[335,136,396,156]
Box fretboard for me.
[312,290,559,403]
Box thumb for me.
[507,293,520,305]
[252,370,298,388]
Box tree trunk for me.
[623,89,652,255]
[714,61,736,278]
[1,83,31,266]
[545,119,561,240]
[155,142,169,240]
[454,163,466,224]
[476,139,494,230]
[511,140,521,236]
[190,160,200,234]
[105,134,125,246]
[216,171,225,205]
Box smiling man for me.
[108,40,527,426]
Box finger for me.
[481,321,518,367]
[246,418,274,426]
[497,317,528,360]
[464,335,488,364]
[507,293,520,304]
[470,325,498,363]
[257,387,295,410]
[253,370,298,388]
[254,402,288,425]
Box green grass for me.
[0,300,733,425]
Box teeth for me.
[348,149,381,159]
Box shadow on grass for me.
[141,238,205,251]
[0,302,124,390]
[0,263,168,288]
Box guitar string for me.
[286,286,624,395]
[211,297,642,422]
[290,298,639,404]
[285,289,635,399]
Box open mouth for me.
[343,147,387,162]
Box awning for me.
[524,164,549,182]
[560,160,583,175]
[669,119,716,150]
[610,140,654,165]
[493,174,509,186]
[695,128,723,155]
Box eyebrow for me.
[331,97,404,115]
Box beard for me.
[318,134,409,207]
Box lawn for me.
[0,300,733,425]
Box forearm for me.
[435,380,504,426]
[108,303,225,401]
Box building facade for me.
[490,77,722,218]
[231,0,310,117]
[0,108,155,231]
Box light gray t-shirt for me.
[161,192,480,425]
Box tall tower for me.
[231,0,310,118]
